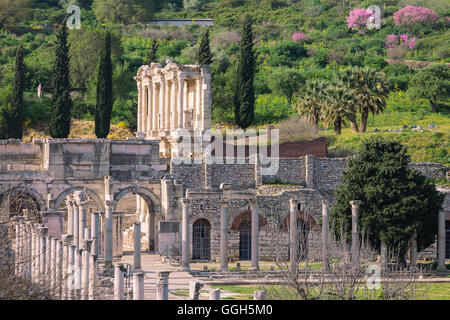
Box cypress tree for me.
[10,42,25,139]
[95,30,113,139]
[147,39,159,65]
[197,28,213,65]
[49,19,73,138]
[234,15,255,129]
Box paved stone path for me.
[120,253,212,300]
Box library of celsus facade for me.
[134,60,212,158]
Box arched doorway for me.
[192,219,211,261]
[0,187,42,223]
[239,219,251,261]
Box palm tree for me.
[337,66,390,133]
[296,79,329,134]
[322,83,355,135]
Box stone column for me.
[114,263,124,300]
[159,78,166,131]
[322,200,330,271]
[156,271,171,300]
[209,289,220,300]
[81,240,92,300]
[137,84,142,132]
[38,226,48,289]
[45,236,52,290]
[61,234,72,300]
[152,82,158,135]
[220,199,230,271]
[289,199,298,273]
[177,77,184,128]
[68,245,76,300]
[170,79,177,129]
[24,222,31,280]
[380,240,387,267]
[56,239,63,299]
[350,200,361,263]
[181,199,190,271]
[133,271,145,300]
[189,281,204,300]
[250,199,260,271]
[75,191,88,246]
[50,237,57,294]
[75,248,82,299]
[409,232,417,268]
[91,212,100,256]
[104,200,114,267]
[165,80,170,130]
[134,222,141,270]
[66,199,74,236]
[15,221,22,277]
[89,247,98,300]
[30,224,37,283]
[437,210,447,274]
[73,203,79,249]
[254,290,266,300]
[147,84,153,137]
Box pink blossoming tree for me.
[346,8,375,34]
[393,6,440,27]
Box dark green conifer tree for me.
[147,38,159,65]
[197,28,213,65]
[234,15,255,129]
[95,30,113,139]
[10,42,25,139]
[49,19,73,138]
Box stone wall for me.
[171,163,203,189]
[210,161,255,189]
[262,158,306,185]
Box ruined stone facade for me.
[1,63,449,265]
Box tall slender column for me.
[177,77,184,128]
[75,248,82,299]
[220,199,229,271]
[81,240,92,300]
[114,263,124,300]
[147,85,152,136]
[250,199,260,271]
[156,271,171,300]
[66,199,74,236]
[68,245,76,300]
[289,199,298,273]
[30,224,37,283]
[350,200,361,263]
[45,236,52,290]
[104,200,114,267]
[91,212,100,257]
[181,199,190,271]
[142,85,148,133]
[15,222,21,277]
[75,191,88,246]
[159,78,166,131]
[137,84,142,132]
[133,271,145,300]
[89,248,98,300]
[24,222,32,280]
[321,200,330,271]
[134,222,141,270]
[170,79,177,129]
[56,239,63,299]
[38,226,48,288]
[437,210,447,273]
[51,237,57,294]
[61,234,73,300]
[152,82,158,135]
[165,80,170,130]
[73,203,79,249]
[409,232,417,268]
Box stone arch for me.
[0,185,46,212]
[230,210,267,232]
[192,218,211,261]
[113,185,161,216]
[53,186,103,210]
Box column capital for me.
[157,271,171,286]
[181,198,190,206]
[249,198,258,206]
[61,234,73,246]
[65,199,74,208]
[38,226,48,237]
[105,200,117,208]
[81,240,92,252]
[350,200,362,208]
[74,191,88,205]
[220,199,230,207]
[289,199,299,208]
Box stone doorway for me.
[192,218,211,261]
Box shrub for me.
[267,41,307,67]
[393,6,440,27]
[346,8,375,34]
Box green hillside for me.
[0,0,448,163]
